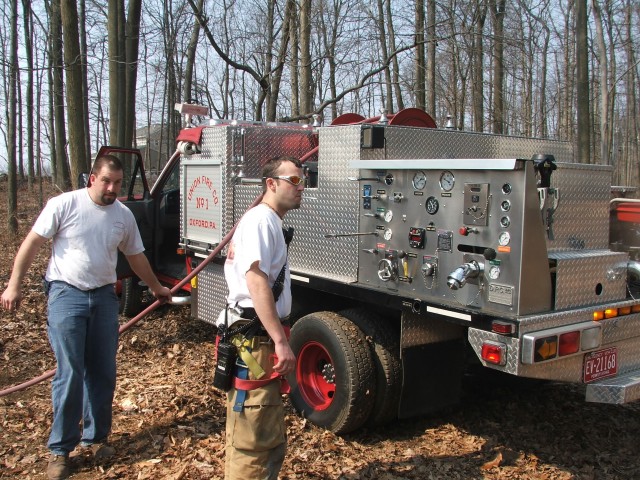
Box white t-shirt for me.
[32,188,145,290]
[224,203,291,318]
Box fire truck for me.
[110,105,640,435]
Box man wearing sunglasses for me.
[222,156,303,479]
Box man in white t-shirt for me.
[1,155,171,480]
[222,156,302,480]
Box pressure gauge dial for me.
[425,196,439,215]
[383,228,393,241]
[383,210,393,222]
[488,265,501,280]
[498,231,511,246]
[439,170,455,192]
[412,171,427,190]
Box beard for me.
[102,194,117,205]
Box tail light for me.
[481,341,507,366]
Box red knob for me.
[459,226,469,236]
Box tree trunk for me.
[22,0,34,190]
[386,0,404,111]
[51,0,71,190]
[426,0,436,116]
[183,0,203,105]
[299,0,312,118]
[576,0,591,163]
[414,0,425,110]
[61,0,89,186]
[7,0,19,235]
[490,0,505,134]
[377,0,393,113]
[123,0,142,149]
[472,1,487,132]
[591,0,609,165]
[79,0,91,162]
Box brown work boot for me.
[89,443,115,460]
[47,453,70,480]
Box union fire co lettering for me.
[187,175,219,205]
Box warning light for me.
[558,331,580,356]
[491,321,515,335]
[593,310,605,321]
[604,308,618,319]
[481,342,506,366]
[534,336,557,362]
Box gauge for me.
[383,210,393,222]
[500,216,511,228]
[498,231,511,246]
[383,228,393,241]
[412,171,427,190]
[488,265,501,280]
[501,200,511,212]
[384,173,394,185]
[425,196,439,215]
[439,170,455,192]
[502,183,512,195]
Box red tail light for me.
[559,331,580,356]
[481,342,506,366]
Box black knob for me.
[484,248,497,260]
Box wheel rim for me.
[296,341,336,411]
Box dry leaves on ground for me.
[2,180,640,479]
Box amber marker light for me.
[593,310,605,321]
[632,304,640,313]
[604,308,619,319]
[619,306,631,315]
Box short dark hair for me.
[91,154,124,175]
[261,156,302,191]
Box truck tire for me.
[119,276,144,317]
[288,311,376,434]
[339,308,402,427]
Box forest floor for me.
[2,179,640,479]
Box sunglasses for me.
[265,175,305,186]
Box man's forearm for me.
[125,252,164,293]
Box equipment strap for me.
[231,335,266,380]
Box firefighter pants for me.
[224,341,286,480]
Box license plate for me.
[583,347,617,383]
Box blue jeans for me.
[46,281,119,455]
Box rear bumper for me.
[586,371,640,404]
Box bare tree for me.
[414,0,425,110]
[50,0,71,190]
[489,0,506,134]
[61,0,89,185]
[299,0,313,117]
[6,0,19,235]
[576,0,591,163]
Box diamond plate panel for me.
[400,311,465,348]
[551,250,628,309]
[369,128,574,163]
[196,262,228,325]
[547,163,612,252]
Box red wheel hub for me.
[296,341,336,411]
